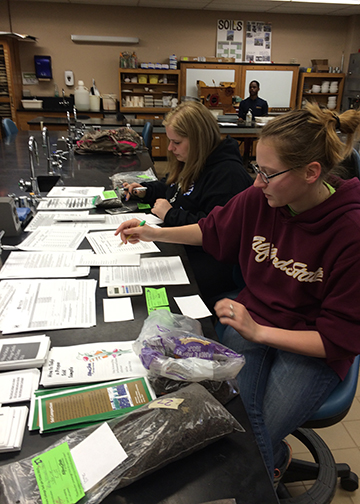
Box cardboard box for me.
[311,59,329,73]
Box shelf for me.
[119,68,180,115]
[119,68,179,74]
[122,91,177,96]
[303,93,339,96]
[120,107,172,113]
[296,72,345,112]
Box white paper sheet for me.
[0,280,19,329]
[103,297,134,322]
[46,186,104,198]
[173,294,212,319]
[37,197,96,211]
[0,405,28,451]
[87,231,160,255]
[25,211,162,232]
[76,252,140,267]
[0,251,90,278]
[0,369,40,403]
[40,341,145,387]
[17,227,88,251]
[1,279,97,334]
[71,422,128,492]
[100,256,190,287]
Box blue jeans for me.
[222,326,340,477]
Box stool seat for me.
[304,354,359,427]
[279,355,360,503]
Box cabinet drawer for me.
[136,114,164,120]
[152,134,162,146]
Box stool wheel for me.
[341,472,359,492]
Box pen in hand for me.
[119,219,146,246]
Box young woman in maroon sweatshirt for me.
[115,103,360,484]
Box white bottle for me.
[74,80,90,111]
[246,109,252,124]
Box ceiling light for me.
[273,0,360,3]
[71,35,139,44]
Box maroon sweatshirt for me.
[199,176,360,380]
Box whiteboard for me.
[245,70,293,108]
[186,68,236,98]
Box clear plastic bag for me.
[0,383,244,504]
[110,167,157,190]
[149,376,240,405]
[133,310,245,382]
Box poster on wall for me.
[216,19,243,62]
[245,21,272,63]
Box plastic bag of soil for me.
[0,383,244,504]
[133,310,245,382]
[149,376,240,405]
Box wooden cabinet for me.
[0,37,22,129]
[152,132,168,158]
[297,72,345,112]
[119,69,180,116]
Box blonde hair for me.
[163,101,221,191]
[259,102,360,178]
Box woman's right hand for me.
[114,218,157,244]
[122,182,146,201]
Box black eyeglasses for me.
[251,163,292,184]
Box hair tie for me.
[333,113,341,130]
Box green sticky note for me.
[145,287,169,314]
[148,306,171,313]
[138,174,152,179]
[102,190,117,200]
[137,202,151,210]
[32,442,85,504]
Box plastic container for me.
[149,74,159,84]
[74,80,90,111]
[21,99,43,110]
[102,94,117,111]
[89,95,100,112]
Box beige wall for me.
[0,1,359,99]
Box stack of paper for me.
[0,335,51,370]
[0,251,90,279]
[0,279,97,334]
[30,376,155,432]
[40,340,145,387]
[0,405,28,452]
[0,369,40,403]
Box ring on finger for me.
[229,303,235,319]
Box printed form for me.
[0,251,90,278]
[99,256,190,287]
[1,279,97,334]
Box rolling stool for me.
[215,322,359,503]
[278,354,359,503]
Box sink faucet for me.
[59,89,69,107]
[41,126,54,175]
[28,136,41,197]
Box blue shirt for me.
[238,96,268,120]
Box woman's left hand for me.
[214,298,262,343]
[151,198,172,220]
